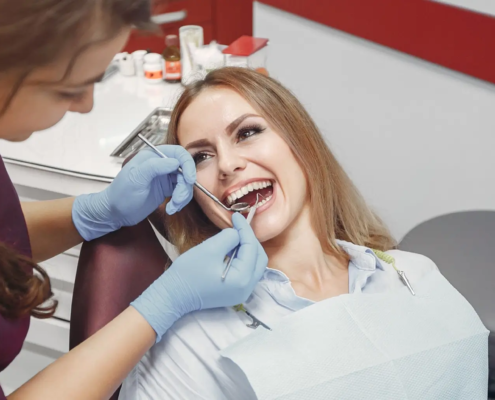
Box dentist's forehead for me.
[178,87,256,145]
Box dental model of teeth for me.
[226,180,273,206]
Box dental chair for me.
[70,204,495,399]
[69,205,170,400]
[400,211,495,399]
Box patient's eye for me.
[192,152,211,165]
[237,124,266,142]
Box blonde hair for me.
[164,67,396,255]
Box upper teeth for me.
[227,180,272,205]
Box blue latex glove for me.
[131,213,268,342]
[72,146,196,241]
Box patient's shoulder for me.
[384,249,439,274]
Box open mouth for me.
[224,180,274,209]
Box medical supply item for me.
[234,304,272,331]
[223,36,269,75]
[221,261,489,400]
[193,41,225,73]
[143,53,164,83]
[111,108,170,159]
[118,52,135,76]
[222,195,259,280]
[132,50,147,76]
[73,143,196,240]
[163,35,181,83]
[179,25,203,84]
[138,134,250,213]
[373,249,415,295]
[132,212,268,342]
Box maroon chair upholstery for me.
[69,218,170,400]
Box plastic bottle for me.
[143,53,164,84]
[162,35,181,83]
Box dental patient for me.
[119,68,487,399]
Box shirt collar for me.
[262,240,383,282]
[335,240,384,272]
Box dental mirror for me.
[138,134,250,213]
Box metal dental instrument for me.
[234,304,272,331]
[137,134,250,212]
[244,308,272,331]
[221,194,260,281]
[372,249,415,296]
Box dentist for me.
[0,0,267,399]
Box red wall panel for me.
[259,0,495,85]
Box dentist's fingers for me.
[166,173,193,214]
[202,228,240,260]
[129,158,180,186]
[156,145,196,185]
[229,213,259,279]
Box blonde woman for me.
[120,67,487,399]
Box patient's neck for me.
[262,205,349,301]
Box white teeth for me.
[227,181,273,205]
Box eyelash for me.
[192,124,266,165]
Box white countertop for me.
[0,74,184,181]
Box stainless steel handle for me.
[151,10,187,25]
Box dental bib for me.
[220,269,489,400]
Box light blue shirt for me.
[120,240,438,400]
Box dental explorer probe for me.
[137,134,250,212]
[221,194,260,281]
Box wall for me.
[254,2,495,241]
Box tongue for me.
[238,187,273,206]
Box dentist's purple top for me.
[0,156,32,399]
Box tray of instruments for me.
[110,107,171,159]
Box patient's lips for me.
[223,180,274,208]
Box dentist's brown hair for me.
[0,0,155,320]
[164,67,395,255]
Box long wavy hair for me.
[0,0,155,320]
[163,67,396,256]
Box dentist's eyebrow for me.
[225,113,259,134]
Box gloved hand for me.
[72,146,196,241]
[131,213,268,342]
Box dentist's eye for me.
[237,124,266,142]
[192,152,212,165]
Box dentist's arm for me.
[9,214,267,400]
[21,145,196,263]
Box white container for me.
[143,53,164,84]
[118,52,135,76]
[179,25,204,84]
[132,50,147,76]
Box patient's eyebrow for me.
[225,113,259,134]
[185,138,212,151]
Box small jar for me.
[118,52,135,76]
[132,50,148,77]
[143,53,164,84]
